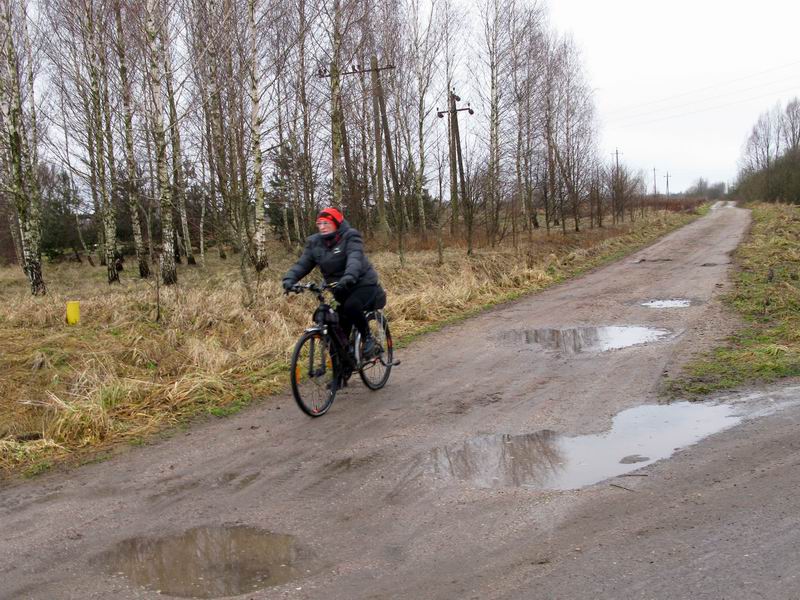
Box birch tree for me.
[83,0,119,282]
[1,0,45,294]
[248,0,268,270]
[162,17,195,265]
[114,0,149,277]
[145,0,177,284]
[405,0,443,238]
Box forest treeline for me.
[2,0,666,296]
[734,97,800,203]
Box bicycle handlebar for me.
[284,281,338,296]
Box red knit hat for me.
[316,207,343,228]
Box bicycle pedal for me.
[391,359,402,366]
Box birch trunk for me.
[163,26,195,265]
[115,0,149,277]
[145,0,177,284]
[289,91,304,244]
[248,0,268,271]
[78,68,104,264]
[1,0,45,294]
[297,0,314,228]
[85,6,118,283]
[276,71,292,249]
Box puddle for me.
[505,326,673,353]
[641,299,691,308]
[711,201,736,210]
[426,402,741,491]
[100,526,315,598]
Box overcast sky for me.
[547,0,800,193]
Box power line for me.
[606,85,800,130]
[603,59,800,116]
[605,74,800,124]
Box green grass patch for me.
[668,202,800,397]
[207,394,251,418]
[23,460,53,478]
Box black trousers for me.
[334,284,381,339]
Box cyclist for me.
[282,207,385,359]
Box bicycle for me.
[287,282,395,417]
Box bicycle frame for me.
[297,283,357,375]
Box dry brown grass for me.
[0,209,698,473]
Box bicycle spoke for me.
[291,331,337,416]
[358,312,393,390]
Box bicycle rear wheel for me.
[291,330,337,416]
[358,312,393,390]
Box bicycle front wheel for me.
[358,312,393,390]
[290,330,337,417]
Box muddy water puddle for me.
[503,326,673,353]
[641,299,691,308]
[100,526,316,598]
[426,402,741,490]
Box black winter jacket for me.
[282,220,379,289]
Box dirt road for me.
[4,202,800,600]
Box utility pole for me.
[653,168,658,196]
[664,172,671,198]
[369,55,391,234]
[611,148,623,224]
[317,60,394,213]
[447,93,458,236]
[438,90,474,253]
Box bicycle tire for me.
[357,312,393,390]
[290,330,337,416]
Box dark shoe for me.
[362,334,381,359]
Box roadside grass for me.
[667,202,800,397]
[0,208,700,474]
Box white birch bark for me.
[145,0,177,284]
[1,0,45,294]
[248,0,268,271]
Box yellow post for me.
[66,301,80,325]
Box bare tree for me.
[114,0,149,277]
[145,0,177,284]
[12,0,616,275]
[1,0,45,294]
[781,97,800,154]
[162,15,195,265]
[742,105,782,174]
[477,0,511,247]
[247,0,268,270]
[550,37,595,233]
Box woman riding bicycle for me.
[282,207,385,358]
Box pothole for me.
[502,326,673,353]
[100,526,316,598]
[641,299,691,308]
[630,257,673,264]
[425,402,741,491]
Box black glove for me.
[282,279,296,292]
[338,274,356,290]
